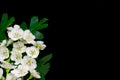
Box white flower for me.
[23,30,35,44]
[0,61,16,69]
[34,41,46,50]
[0,39,13,47]
[21,56,37,70]
[0,68,3,79]
[30,69,41,79]
[7,27,13,31]
[7,25,24,41]
[0,40,7,47]
[26,46,39,58]
[13,41,26,53]
[11,50,22,65]
[6,73,21,80]
[0,47,9,61]
[11,65,28,78]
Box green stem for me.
[21,77,24,80]
[0,76,4,80]
[5,58,10,62]
[5,58,10,78]
[6,68,10,78]
[27,74,33,80]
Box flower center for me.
[17,46,22,51]
[26,60,32,66]
[3,51,8,56]
[16,54,21,59]
[30,50,35,56]
[14,33,19,38]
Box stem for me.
[21,77,24,80]
[6,69,10,78]
[0,76,4,80]
[5,58,10,78]
[5,58,10,62]
[27,74,33,80]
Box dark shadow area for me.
[0,0,64,80]
[96,0,104,8]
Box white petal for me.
[21,56,37,70]
[14,24,20,29]
[11,65,28,78]
[0,61,16,69]
[0,68,3,78]
[34,41,46,50]
[30,69,41,78]
[0,47,9,61]
[0,40,7,47]
[6,73,17,80]
[23,30,35,44]
[26,46,39,58]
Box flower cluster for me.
[0,25,46,80]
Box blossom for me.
[23,30,35,44]
[13,41,26,53]
[6,73,21,80]
[26,46,39,58]
[11,65,28,78]
[21,56,37,70]
[0,68,3,79]
[0,39,13,47]
[0,40,7,47]
[30,69,41,79]
[34,41,46,50]
[7,25,24,41]
[0,61,16,69]
[0,47,9,61]
[11,50,22,65]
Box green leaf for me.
[36,23,48,30]
[20,22,27,30]
[7,17,15,27]
[0,13,8,27]
[29,16,38,30]
[37,63,50,79]
[36,54,52,79]
[29,17,48,32]
[0,32,7,41]
[35,18,48,30]
[40,63,50,76]
[0,13,8,32]
[39,18,48,24]
[34,31,44,40]
[40,77,45,80]
[39,54,53,65]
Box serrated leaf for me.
[39,18,48,24]
[36,54,52,79]
[30,16,38,29]
[37,63,50,77]
[7,17,15,27]
[39,54,53,65]
[41,63,50,76]
[36,23,48,30]
[34,31,44,40]
[29,17,48,32]
[20,22,27,30]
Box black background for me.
[0,0,107,80]
[96,0,104,8]
[0,0,67,80]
